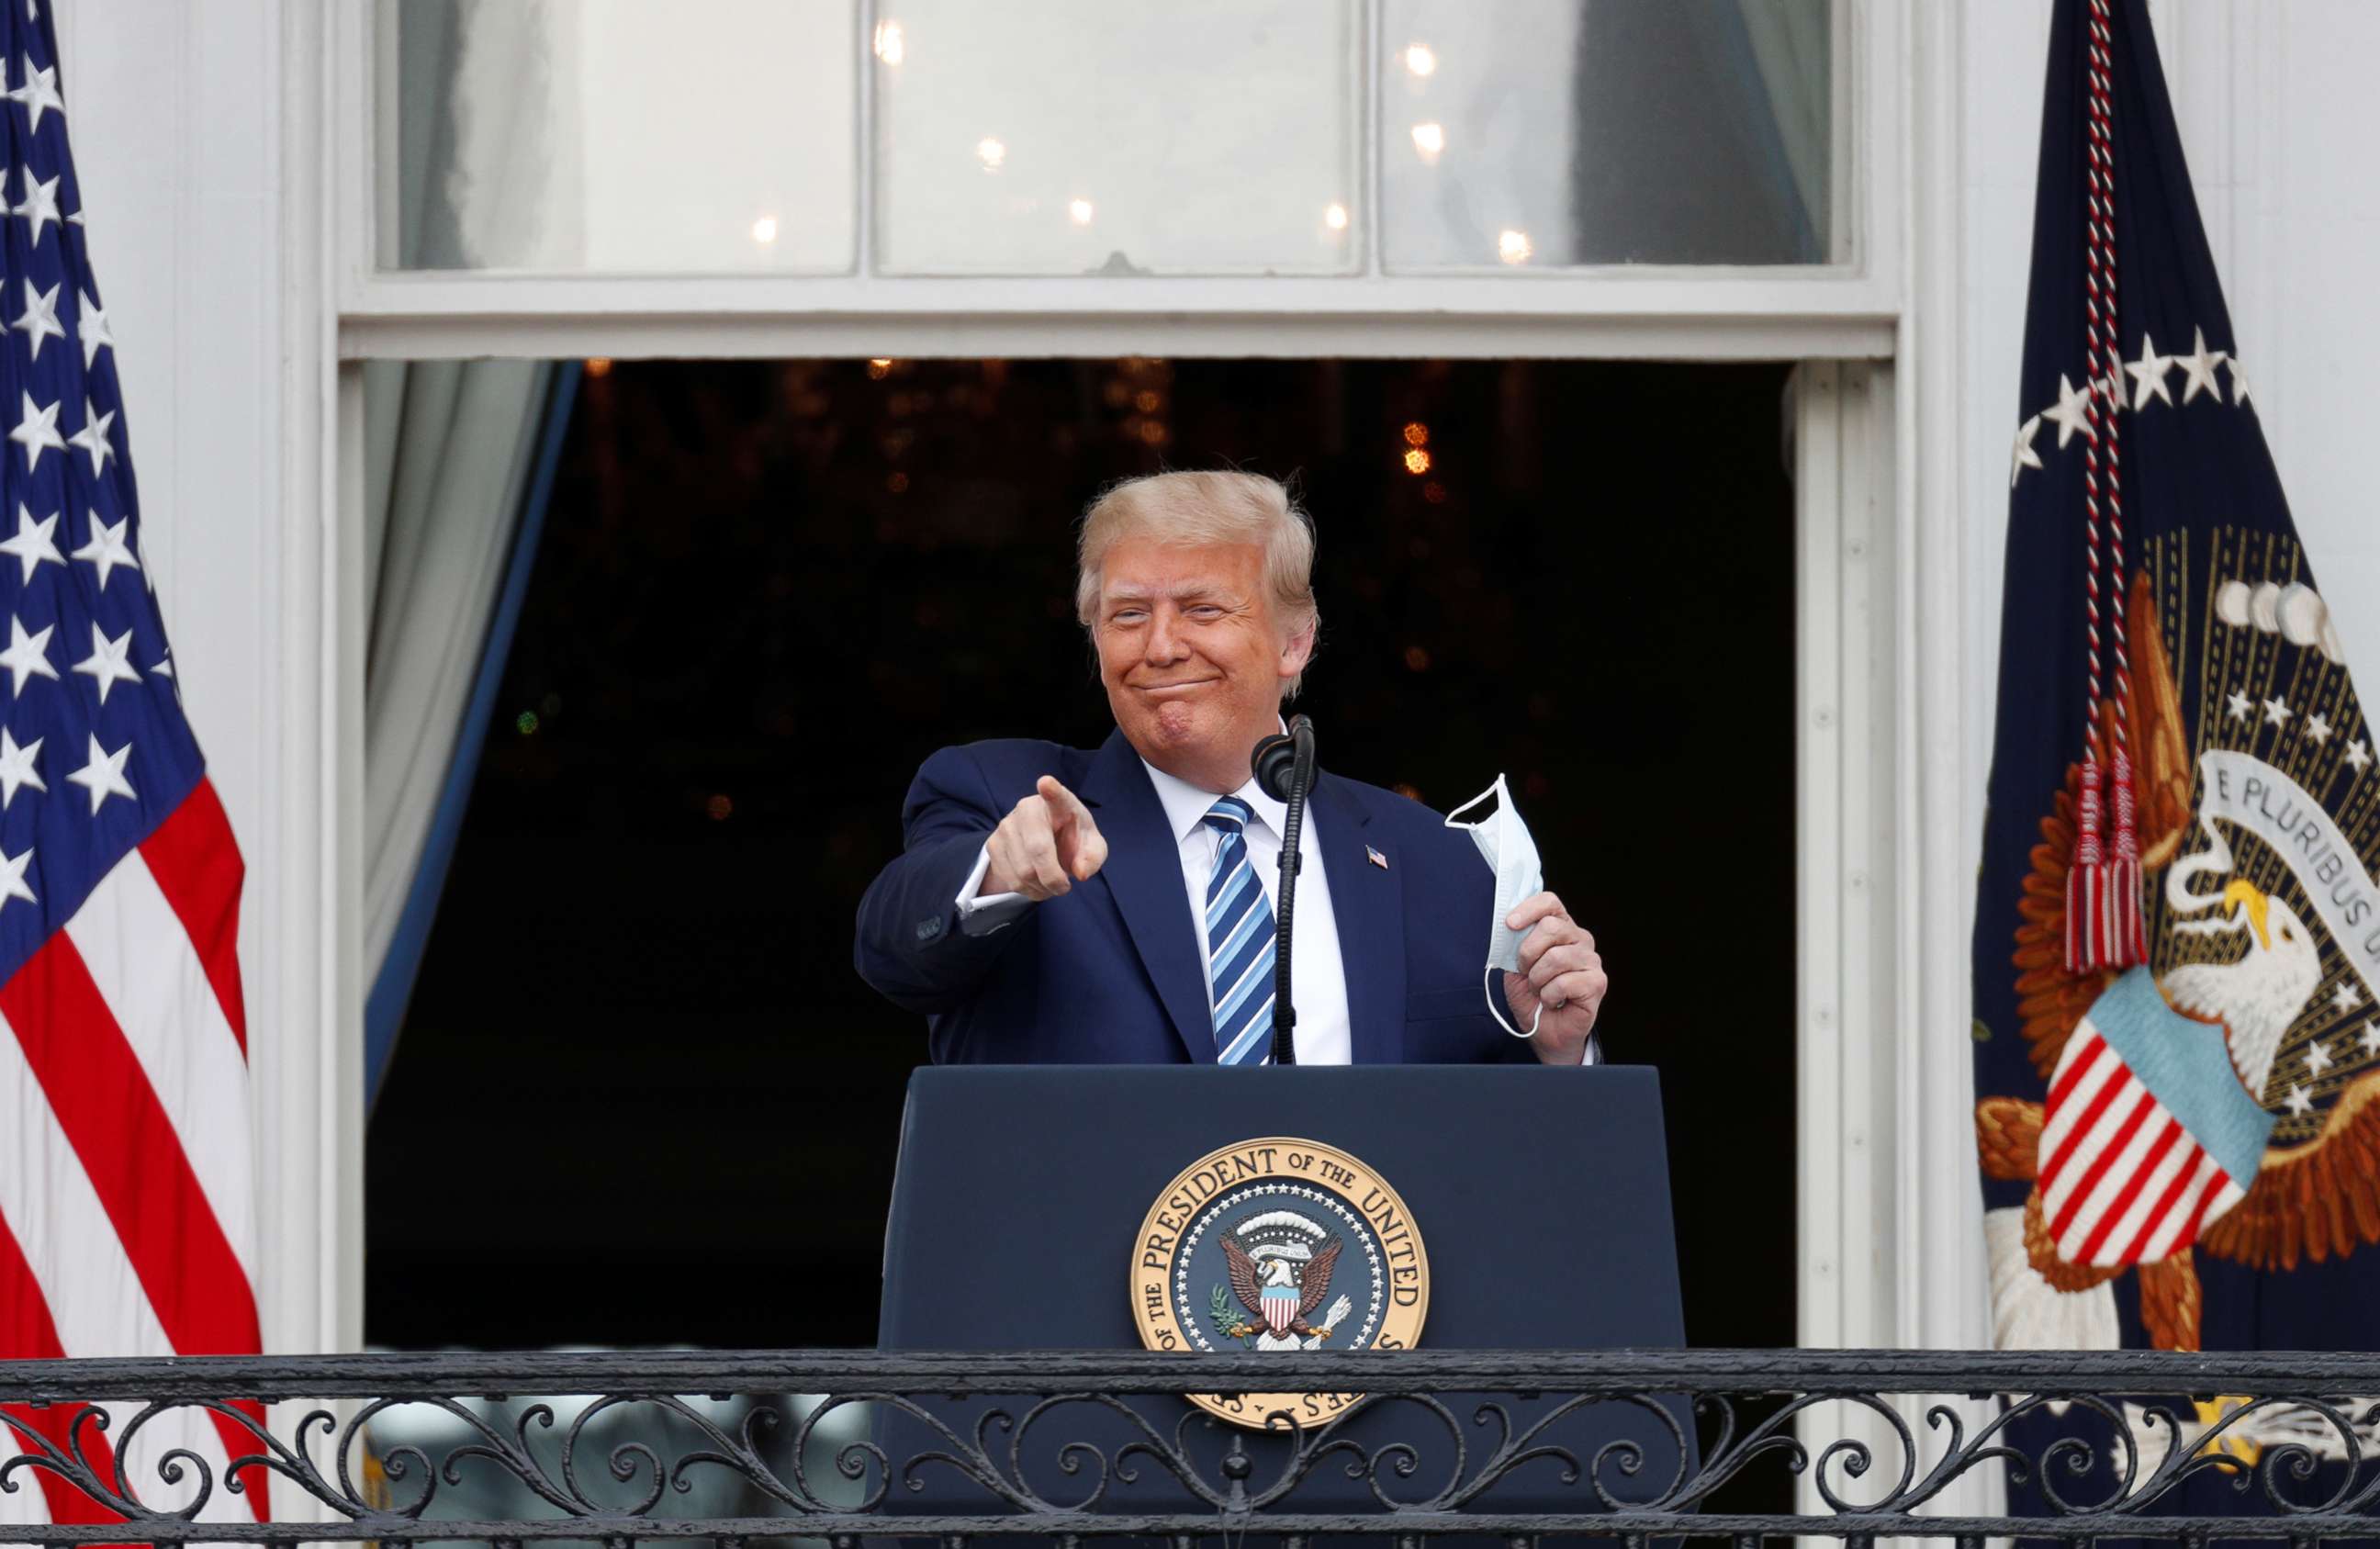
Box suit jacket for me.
[854,729,1532,1066]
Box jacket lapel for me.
[1080,730,1216,1063]
[1310,774,1405,1064]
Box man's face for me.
[1092,535,1313,791]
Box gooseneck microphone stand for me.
[1249,715,1317,1066]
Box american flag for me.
[0,3,265,1532]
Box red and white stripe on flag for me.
[2038,1021,2247,1268]
[1,780,269,1527]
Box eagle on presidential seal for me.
[1979,551,2380,1352]
[1209,1209,1355,1351]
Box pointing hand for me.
[983,776,1109,901]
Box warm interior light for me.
[976,137,1006,171]
[1410,122,1445,163]
[873,21,905,64]
[1404,448,1432,475]
[1068,198,1095,226]
[750,215,779,244]
[1324,202,1350,231]
[868,358,894,378]
[1404,43,1437,77]
[1498,228,1533,264]
[584,357,612,378]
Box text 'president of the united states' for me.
[854,471,1608,1067]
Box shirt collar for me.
[1140,757,1286,846]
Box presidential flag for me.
[1972,0,2380,1410]
[0,3,266,1532]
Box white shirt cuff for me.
[954,842,1032,937]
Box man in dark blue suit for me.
[855,471,1608,1067]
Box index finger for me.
[1503,890,1567,934]
[1038,775,1096,830]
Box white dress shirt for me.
[953,758,1593,1065]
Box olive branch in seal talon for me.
[1208,1284,1257,1342]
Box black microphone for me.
[1250,715,1317,1066]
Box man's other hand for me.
[983,776,1110,900]
[1499,891,1608,1063]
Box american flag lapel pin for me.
[1365,845,1389,870]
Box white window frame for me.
[331,0,1895,363]
[287,0,1987,1392]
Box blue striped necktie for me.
[1202,797,1276,1065]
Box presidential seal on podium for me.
[1128,1136,1429,1427]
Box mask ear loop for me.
[1485,961,1545,1039]
[1443,784,1501,829]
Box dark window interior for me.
[365,357,1799,1356]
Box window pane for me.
[1382,0,1833,270]
[873,2,1359,275]
[380,0,856,273]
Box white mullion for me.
[1835,0,1861,267]
[334,0,374,307]
[1360,0,1381,278]
[368,0,396,272]
[855,0,875,279]
[1796,360,1847,1356]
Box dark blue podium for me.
[872,1064,1690,1528]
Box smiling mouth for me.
[1137,679,1218,695]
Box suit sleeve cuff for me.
[954,843,1032,937]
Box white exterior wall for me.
[51,0,355,1363]
[40,0,2380,1353]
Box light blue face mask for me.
[1444,775,1545,1038]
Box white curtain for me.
[1733,0,1833,256]
[362,359,556,990]
[365,0,568,1031]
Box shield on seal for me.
[1260,1278,1299,1334]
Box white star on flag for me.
[64,396,112,477]
[2010,415,2044,486]
[2264,696,2294,727]
[9,275,58,359]
[62,731,133,813]
[2228,354,2252,408]
[2043,372,2098,447]
[2307,1039,2337,1078]
[7,387,58,468]
[9,57,61,133]
[0,842,33,912]
[71,508,137,589]
[2285,1084,2316,1117]
[2227,690,2251,722]
[2124,332,2174,409]
[2177,327,2227,403]
[2364,1023,2380,1060]
[12,163,59,244]
[2351,740,2374,773]
[69,621,139,705]
[76,287,111,367]
[0,725,41,809]
[0,500,61,583]
[2336,980,2363,1016]
[0,612,55,694]
[2308,713,2334,744]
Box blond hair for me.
[1073,471,1319,695]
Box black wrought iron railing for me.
[4,1350,2379,1543]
